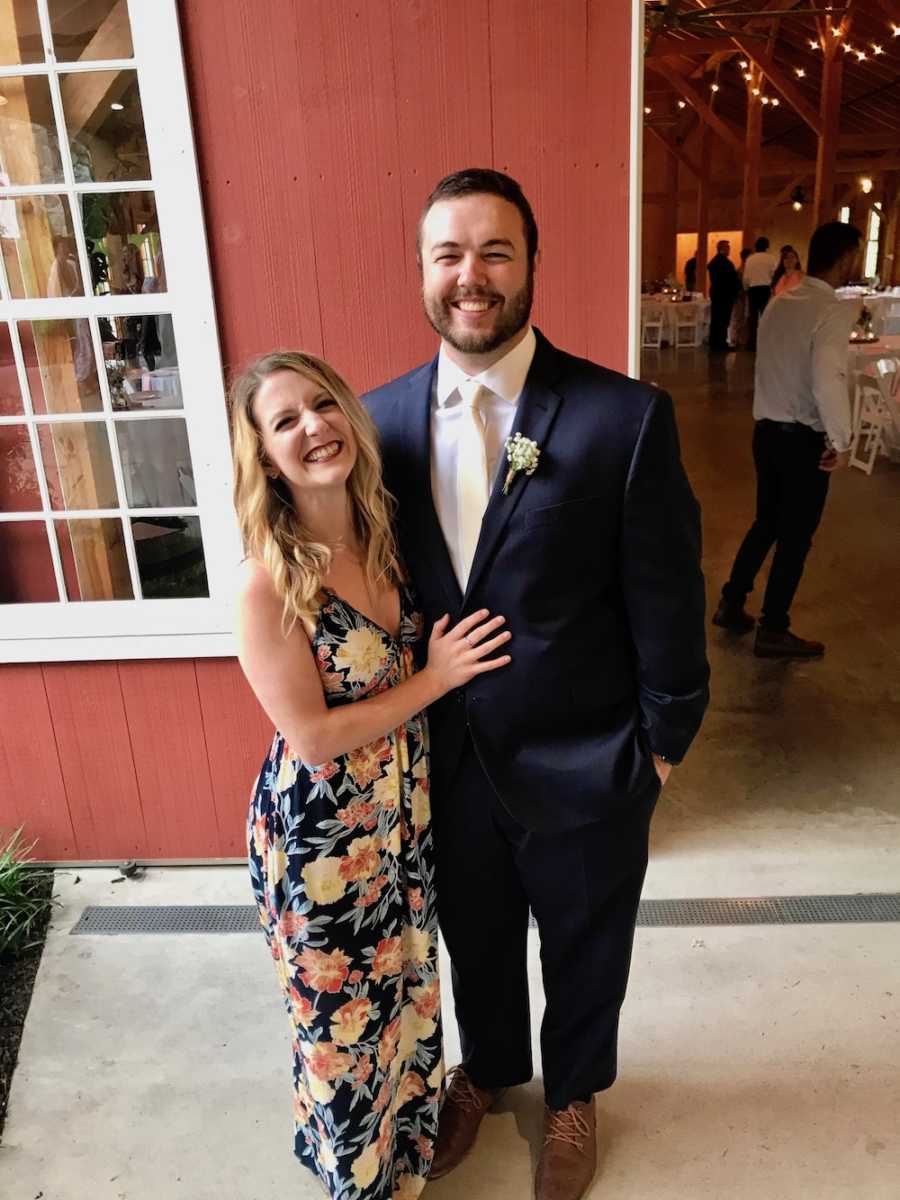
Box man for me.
[684,252,697,293]
[713,220,863,659]
[743,235,779,351]
[707,239,740,351]
[365,169,709,1200]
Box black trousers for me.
[709,293,735,350]
[746,285,772,350]
[431,735,655,1110]
[722,420,831,632]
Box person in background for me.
[743,236,780,350]
[713,221,863,659]
[707,239,740,351]
[773,245,805,296]
[684,252,697,293]
[728,247,754,349]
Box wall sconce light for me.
[790,186,806,212]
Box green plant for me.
[0,829,55,958]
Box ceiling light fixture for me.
[860,177,873,194]
[110,102,124,111]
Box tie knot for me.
[458,378,488,413]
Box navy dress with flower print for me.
[248,584,443,1200]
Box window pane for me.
[81,191,165,296]
[116,418,195,507]
[0,424,41,511]
[56,516,132,600]
[0,522,57,603]
[0,196,85,299]
[132,516,208,599]
[38,420,118,510]
[0,1,43,66]
[48,0,133,63]
[102,313,181,410]
[60,69,150,183]
[0,75,64,184]
[21,319,102,413]
[0,323,24,415]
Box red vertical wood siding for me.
[179,0,634,389]
[1,2,634,861]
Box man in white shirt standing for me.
[743,235,780,351]
[713,220,863,658]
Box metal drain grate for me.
[71,905,261,935]
[70,894,900,935]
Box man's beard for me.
[423,269,534,355]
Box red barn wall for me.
[3,0,636,862]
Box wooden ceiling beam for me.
[731,40,822,136]
[648,35,753,58]
[645,60,745,158]
[646,126,702,179]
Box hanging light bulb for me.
[752,87,761,96]
[796,68,806,78]
[771,97,780,107]
[644,106,652,115]
[739,60,748,69]
[856,50,867,61]
[860,177,873,194]
[711,83,720,92]
[677,100,686,109]
[831,25,841,37]
[744,71,753,81]
[761,96,770,105]
[790,185,806,212]
[892,23,900,37]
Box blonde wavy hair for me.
[230,350,402,632]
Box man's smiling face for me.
[419,192,533,359]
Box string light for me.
[644,106,652,115]
[872,44,884,55]
[677,100,686,109]
[771,98,780,107]
[744,71,753,81]
[892,23,900,37]
[711,83,720,92]
[739,60,748,69]
[831,25,841,37]
[752,87,761,96]
[810,39,820,50]
[761,96,770,105]
[842,42,853,53]
[795,68,806,78]
[856,50,867,61]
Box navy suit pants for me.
[431,734,655,1110]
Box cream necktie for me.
[456,378,490,586]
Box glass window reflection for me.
[38,420,118,511]
[0,424,42,511]
[60,70,151,183]
[0,522,58,603]
[56,516,133,600]
[21,319,102,414]
[102,313,181,411]
[0,324,24,416]
[81,191,165,296]
[132,515,208,599]
[0,1,43,67]
[116,418,195,508]
[0,196,85,299]
[48,0,134,63]
[0,75,64,185]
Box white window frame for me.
[0,0,241,663]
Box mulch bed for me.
[0,872,54,1142]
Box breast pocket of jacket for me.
[523,495,607,532]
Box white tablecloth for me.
[837,290,900,336]
[847,334,900,460]
[641,296,710,345]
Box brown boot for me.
[535,1100,598,1200]
[429,1065,503,1180]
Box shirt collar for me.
[435,326,537,408]
[802,275,836,297]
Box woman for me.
[772,245,804,296]
[231,351,511,1199]
[728,247,754,349]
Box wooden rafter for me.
[646,59,745,157]
[730,40,822,135]
[646,126,702,178]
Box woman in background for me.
[773,245,805,296]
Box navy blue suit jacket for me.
[364,329,709,832]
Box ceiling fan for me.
[645,0,849,50]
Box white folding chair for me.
[674,305,700,348]
[641,306,664,349]
[850,372,891,475]
[881,301,900,336]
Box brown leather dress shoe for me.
[429,1065,504,1181]
[754,628,825,659]
[535,1100,598,1200]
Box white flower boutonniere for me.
[503,432,541,495]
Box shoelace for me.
[445,1065,490,1113]
[544,1105,592,1150]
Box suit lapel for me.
[463,333,563,602]
[399,359,462,612]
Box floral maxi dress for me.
[248,586,442,1200]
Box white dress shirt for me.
[753,275,856,452]
[743,251,779,289]
[432,326,537,588]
